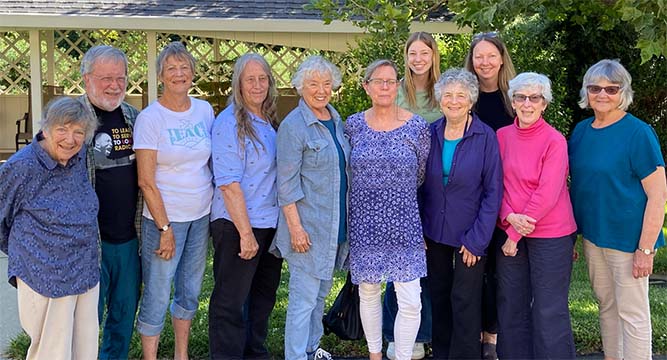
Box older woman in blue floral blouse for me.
[0,97,100,359]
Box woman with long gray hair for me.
[208,52,283,359]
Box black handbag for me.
[322,272,364,340]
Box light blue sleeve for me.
[211,106,245,187]
[276,115,306,206]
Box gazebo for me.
[0,0,462,156]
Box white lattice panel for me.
[0,31,30,95]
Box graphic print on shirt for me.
[93,124,135,170]
[167,119,208,149]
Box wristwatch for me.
[158,223,171,232]
[637,247,656,255]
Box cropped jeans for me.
[136,215,209,336]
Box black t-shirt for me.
[475,90,514,132]
[92,105,139,244]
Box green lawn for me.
[5,240,667,359]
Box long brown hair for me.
[464,33,516,117]
[229,53,278,153]
[402,32,441,109]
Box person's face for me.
[302,72,333,114]
[587,79,622,115]
[472,40,503,85]
[407,40,434,77]
[43,122,86,166]
[511,85,547,128]
[440,83,473,122]
[84,59,127,111]
[363,65,399,107]
[160,55,194,95]
[241,61,270,113]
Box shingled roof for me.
[0,0,324,20]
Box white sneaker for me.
[386,342,425,360]
[412,342,425,360]
[386,342,396,360]
[313,348,333,360]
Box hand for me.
[290,226,312,253]
[460,245,480,267]
[155,229,176,260]
[239,233,259,260]
[632,250,655,279]
[501,238,518,257]
[572,248,579,261]
[507,213,537,236]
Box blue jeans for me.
[98,238,141,360]
[284,264,333,360]
[382,277,432,342]
[136,215,209,336]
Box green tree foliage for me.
[449,0,667,63]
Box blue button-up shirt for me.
[211,104,279,228]
[419,114,503,256]
[0,134,100,297]
[270,99,351,280]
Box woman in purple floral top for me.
[345,59,430,360]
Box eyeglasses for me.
[587,85,621,95]
[90,75,127,86]
[473,31,499,41]
[366,78,399,87]
[512,94,544,103]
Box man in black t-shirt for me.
[79,45,141,360]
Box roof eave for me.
[0,13,468,34]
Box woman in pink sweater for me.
[495,72,577,359]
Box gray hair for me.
[363,59,399,84]
[291,56,342,95]
[80,45,128,76]
[157,42,196,78]
[578,59,633,110]
[229,53,278,153]
[508,72,553,104]
[40,97,98,143]
[434,68,480,105]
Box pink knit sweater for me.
[496,117,577,242]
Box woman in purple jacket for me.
[419,68,503,359]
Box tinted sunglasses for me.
[586,85,621,95]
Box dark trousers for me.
[426,239,486,360]
[208,218,283,360]
[481,227,504,334]
[496,233,576,360]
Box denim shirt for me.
[211,104,279,228]
[419,114,503,256]
[0,134,100,297]
[270,99,351,280]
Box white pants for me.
[17,278,99,360]
[583,239,652,359]
[359,279,421,360]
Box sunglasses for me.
[472,31,499,41]
[586,85,621,95]
[512,94,544,104]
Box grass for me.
[5,240,667,359]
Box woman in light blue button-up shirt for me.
[270,56,351,360]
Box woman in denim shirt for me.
[271,56,350,360]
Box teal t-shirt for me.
[569,113,665,252]
[397,86,443,123]
[319,118,348,244]
[442,138,461,185]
